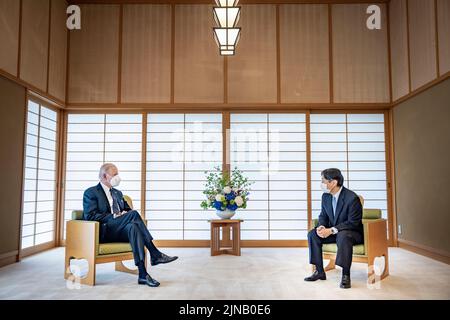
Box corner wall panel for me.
[389,0,409,101]
[332,4,390,103]
[20,0,50,91]
[0,76,26,261]
[174,5,223,103]
[48,0,68,101]
[408,0,437,91]
[68,5,120,103]
[121,5,171,103]
[393,78,450,253]
[0,0,20,76]
[227,5,277,103]
[279,4,329,103]
[437,0,450,75]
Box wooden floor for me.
[0,247,449,300]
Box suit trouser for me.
[101,210,155,265]
[307,229,363,271]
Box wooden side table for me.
[208,219,243,256]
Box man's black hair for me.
[321,168,344,187]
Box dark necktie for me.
[110,188,120,214]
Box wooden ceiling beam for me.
[67,0,389,5]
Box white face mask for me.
[321,182,330,194]
[109,175,121,187]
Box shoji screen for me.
[230,114,308,240]
[310,114,387,219]
[22,100,58,249]
[146,114,222,240]
[347,114,387,218]
[64,114,142,237]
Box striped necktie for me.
[110,188,120,214]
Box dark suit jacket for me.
[318,186,363,234]
[83,182,132,223]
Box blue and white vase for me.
[216,209,236,219]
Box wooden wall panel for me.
[0,0,20,76]
[408,0,437,91]
[393,77,450,253]
[48,0,68,101]
[279,4,329,103]
[121,5,171,103]
[174,5,223,103]
[68,5,120,103]
[20,0,50,91]
[0,75,26,261]
[227,5,277,103]
[437,0,450,75]
[389,0,409,101]
[332,4,390,103]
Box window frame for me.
[20,95,60,258]
[56,109,395,248]
[62,112,144,239]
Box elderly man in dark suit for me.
[304,168,363,289]
[83,163,178,287]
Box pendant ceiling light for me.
[213,0,241,56]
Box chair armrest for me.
[65,220,99,259]
[362,219,388,257]
[311,219,319,230]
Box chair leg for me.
[64,254,96,286]
[64,257,95,286]
[78,257,96,286]
[115,253,147,275]
[380,252,389,280]
[367,253,389,284]
[311,256,336,273]
[367,256,376,284]
[64,255,71,280]
[324,257,336,271]
[115,260,138,275]
[82,263,96,286]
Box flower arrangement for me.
[201,166,253,215]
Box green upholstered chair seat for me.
[322,243,366,256]
[98,242,132,255]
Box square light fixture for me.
[213,0,241,56]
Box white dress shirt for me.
[100,181,114,215]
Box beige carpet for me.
[0,247,449,300]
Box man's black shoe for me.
[340,275,351,289]
[304,271,327,281]
[151,253,178,266]
[138,274,160,287]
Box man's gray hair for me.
[99,163,116,179]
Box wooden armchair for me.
[311,196,389,283]
[64,195,146,286]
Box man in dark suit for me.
[83,163,178,287]
[304,168,363,289]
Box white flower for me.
[223,186,232,194]
[232,187,238,193]
[215,194,224,202]
[235,196,244,207]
